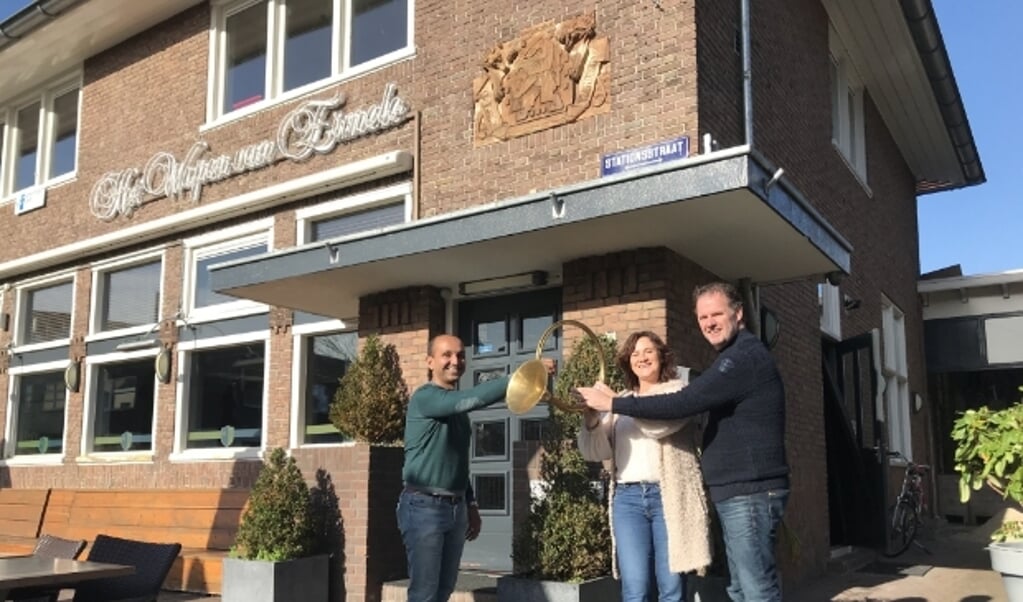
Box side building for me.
[0,0,983,599]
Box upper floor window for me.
[829,26,866,183]
[0,75,80,199]
[18,279,74,347]
[209,0,412,121]
[183,220,271,321]
[92,256,163,335]
[296,182,411,244]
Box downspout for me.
[740,0,753,147]
[0,0,85,52]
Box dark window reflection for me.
[472,420,506,458]
[473,474,506,511]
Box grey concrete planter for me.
[497,575,619,602]
[222,554,329,602]
[990,541,1023,602]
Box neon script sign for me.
[90,84,411,221]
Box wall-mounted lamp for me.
[64,359,80,393]
[458,271,548,296]
[760,306,781,350]
[155,346,173,384]
[842,294,862,311]
[116,339,161,352]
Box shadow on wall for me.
[311,468,345,602]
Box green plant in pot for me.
[329,334,408,444]
[952,385,1023,600]
[224,448,327,602]
[503,333,625,600]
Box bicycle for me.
[882,451,931,557]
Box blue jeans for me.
[396,490,468,602]
[613,482,686,602]
[714,489,789,602]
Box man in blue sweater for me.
[578,282,789,602]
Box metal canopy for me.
[210,151,852,319]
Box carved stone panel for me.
[473,13,610,145]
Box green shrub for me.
[329,334,408,444]
[232,448,315,561]
[952,385,1023,541]
[512,333,625,581]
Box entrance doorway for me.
[457,288,561,572]
[822,331,888,549]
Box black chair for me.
[71,534,182,602]
[7,534,90,602]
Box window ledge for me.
[75,453,155,464]
[10,339,71,355]
[0,454,65,466]
[831,141,873,197]
[169,448,263,463]
[85,324,161,343]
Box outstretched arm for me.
[416,376,510,417]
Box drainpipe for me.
[740,0,753,147]
[0,0,85,52]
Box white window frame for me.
[296,181,412,244]
[87,249,167,341]
[0,71,82,202]
[172,331,270,462]
[13,270,77,353]
[206,0,416,126]
[290,319,356,448]
[80,347,160,460]
[828,26,868,188]
[182,218,272,323]
[2,359,70,465]
[882,296,911,459]
[819,283,841,340]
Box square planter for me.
[497,575,619,602]
[222,554,329,602]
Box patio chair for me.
[7,534,89,602]
[71,534,182,602]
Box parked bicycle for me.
[883,450,931,557]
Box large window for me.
[882,298,911,458]
[829,26,866,183]
[93,258,162,334]
[8,369,66,457]
[0,77,80,198]
[90,358,157,453]
[185,342,266,450]
[298,330,356,444]
[209,0,412,120]
[19,279,74,346]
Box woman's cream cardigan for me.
[577,371,713,577]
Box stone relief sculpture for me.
[473,12,610,145]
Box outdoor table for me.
[0,555,134,599]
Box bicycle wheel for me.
[883,499,919,557]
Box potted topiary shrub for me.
[500,333,625,602]
[329,334,408,444]
[223,447,328,602]
[952,385,1023,601]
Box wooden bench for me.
[40,488,249,594]
[0,489,50,555]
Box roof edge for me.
[900,0,986,193]
[0,0,85,52]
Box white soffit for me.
[0,0,203,105]
[822,0,964,186]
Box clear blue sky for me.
[0,0,1016,276]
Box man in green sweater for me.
[398,334,550,602]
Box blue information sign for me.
[600,136,690,177]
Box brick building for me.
[0,0,982,599]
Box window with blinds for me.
[310,202,404,242]
[20,280,73,345]
[98,260,161,332]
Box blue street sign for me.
[601,136,690,177]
